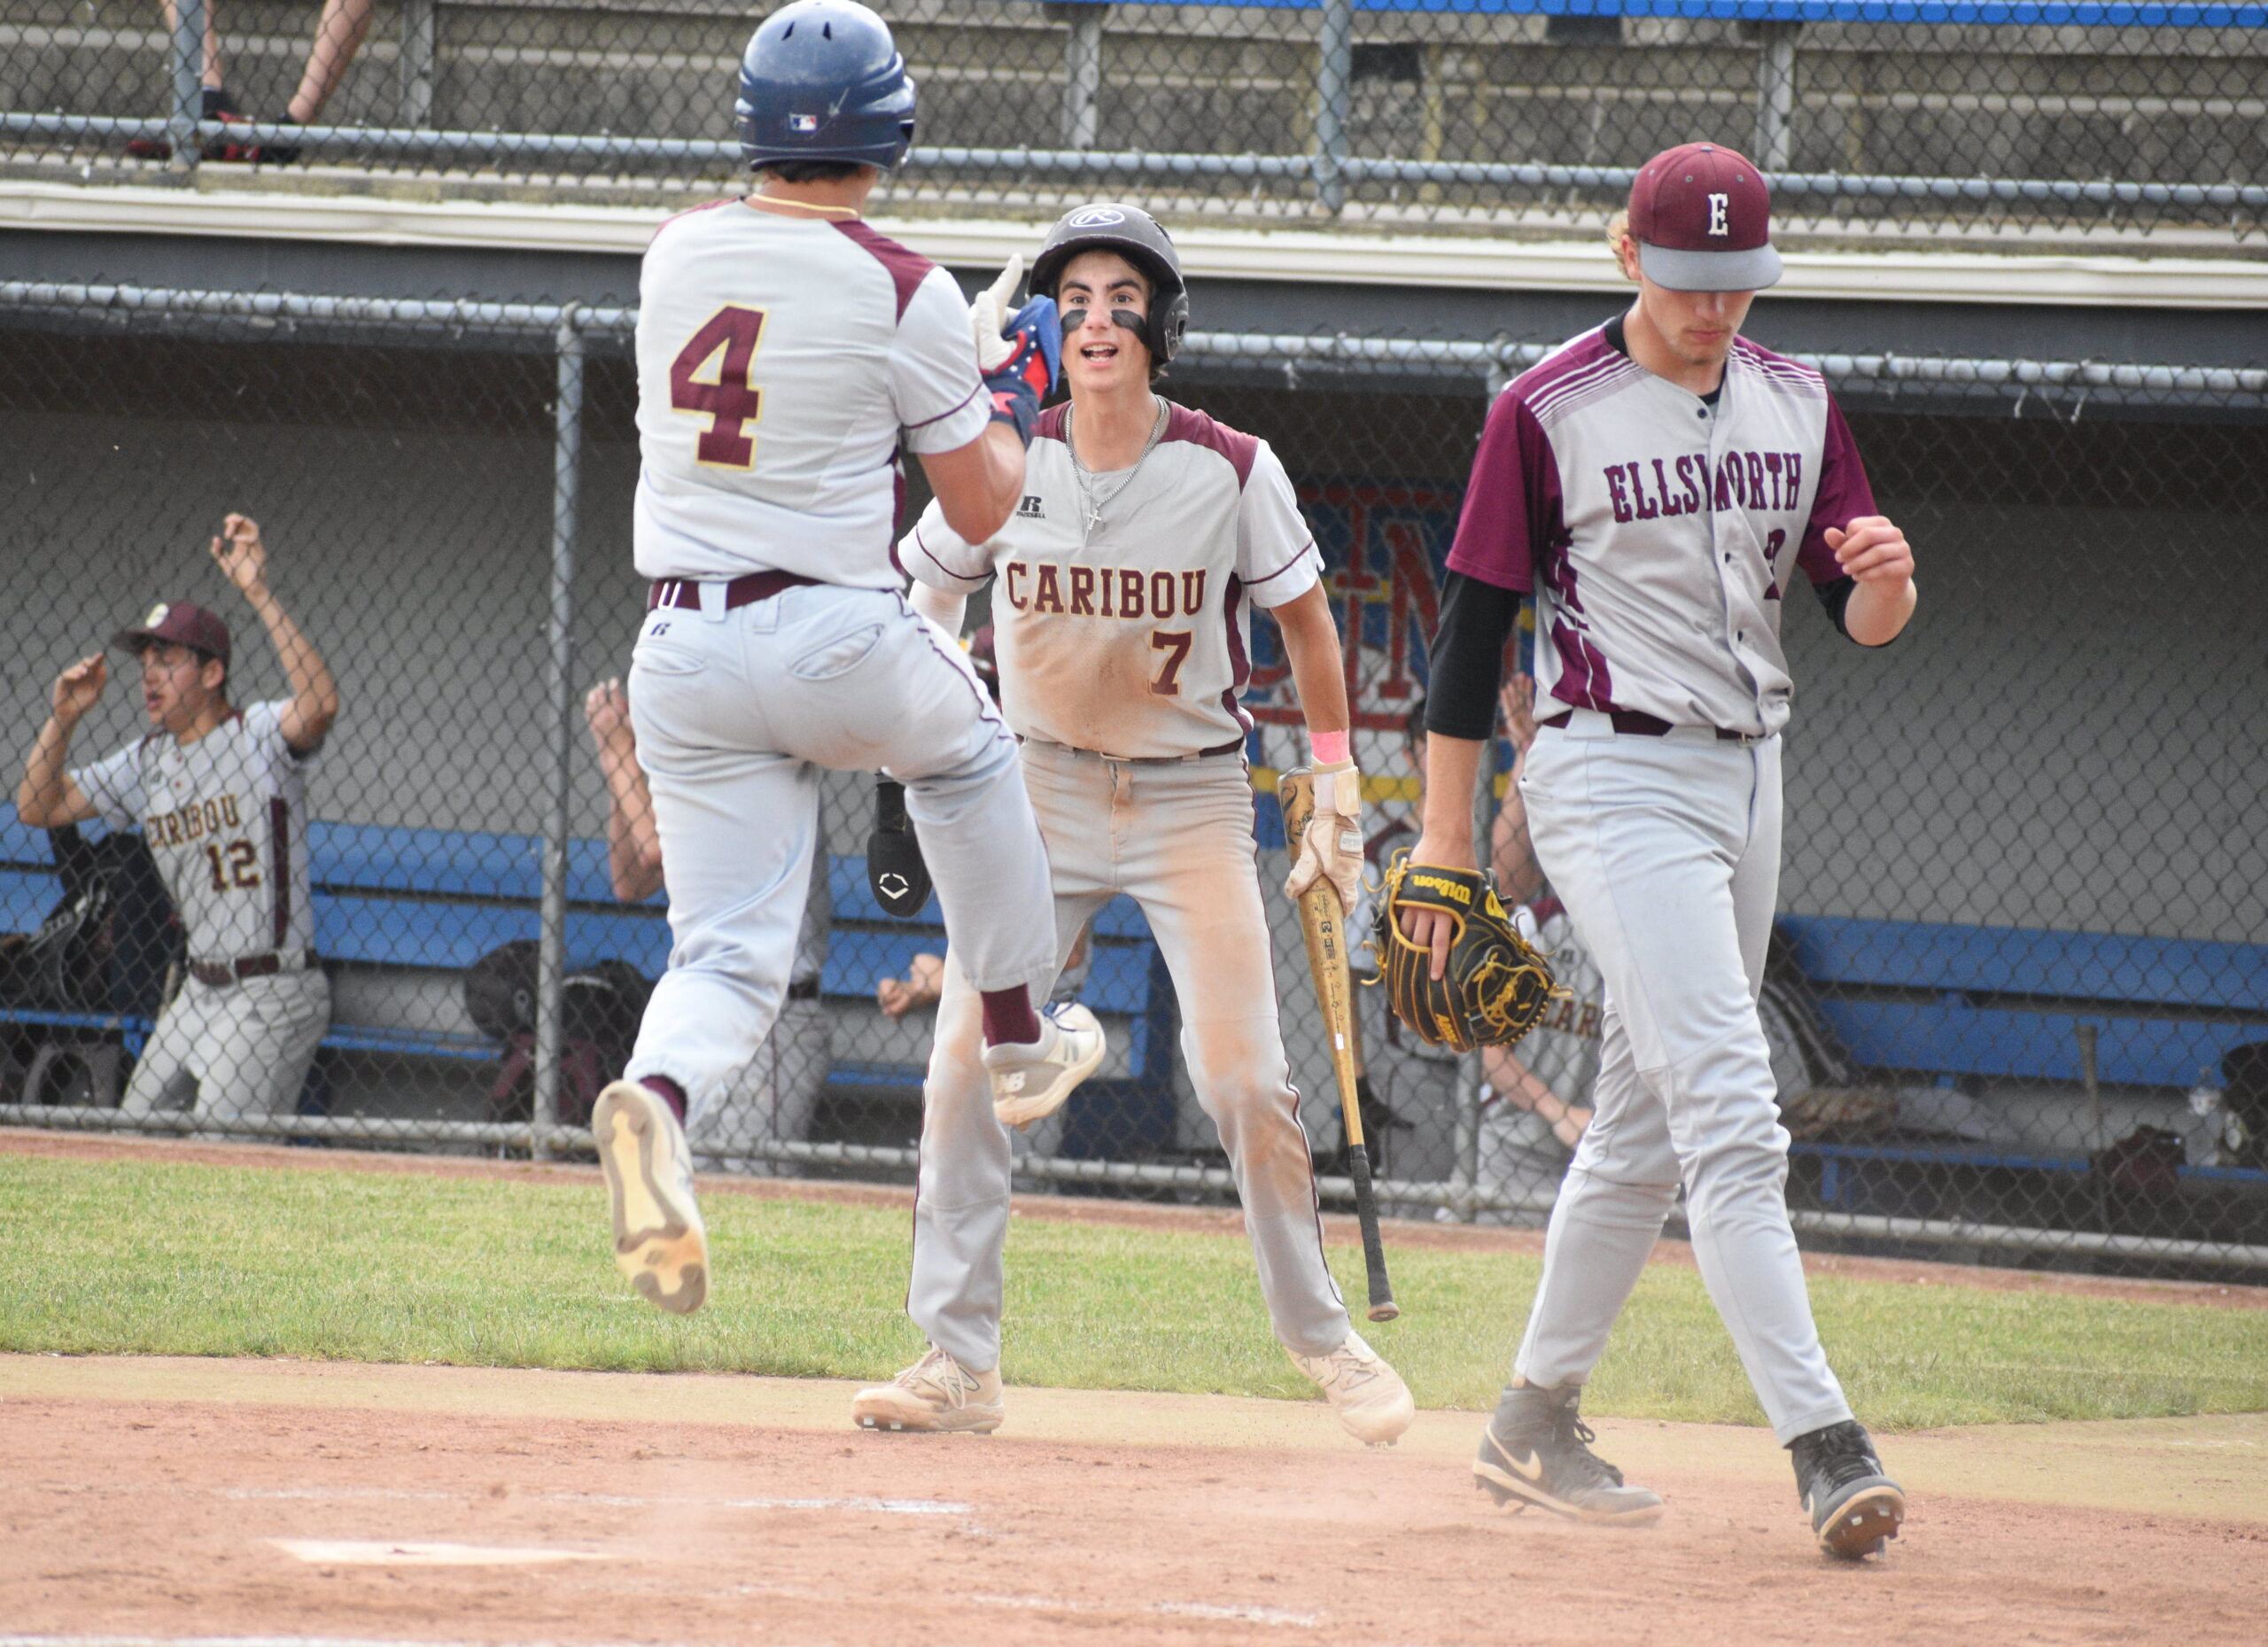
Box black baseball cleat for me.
[1472,1383,1665,1526]
[1790,1419,1906,1559]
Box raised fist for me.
[51,654,108,720]
[210,513,268,595]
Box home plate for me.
[271,1539,606,1566]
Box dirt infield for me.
[9,1127,2265,1313]
[2,1355,2264,1647]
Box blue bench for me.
[2,809,1177,1117]
[1778,913,2268,1205]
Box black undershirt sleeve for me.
[1813,574,1857,639]
[1424,571,1525,742]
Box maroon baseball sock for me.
[638,1076,687,1125]
[979,988,1043,1048]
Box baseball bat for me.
[1279,767,1399,1324]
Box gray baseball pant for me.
[624,585,1058,1123]
[1512,715,1852,1444]
[908,741,1350,1371]
[121,968,330,1120]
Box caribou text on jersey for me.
[1602,447,1805,523]
[147,792,245,845]
[1000,561,1209,621]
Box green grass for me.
[4,1154,2264,1430]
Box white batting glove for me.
[967,255,1024,374]
[1285,759,1365,915]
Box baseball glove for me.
[1371,849,1564,1053]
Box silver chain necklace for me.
[1065,397,1169,534]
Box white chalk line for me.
[209,1486,969,1516]
[269,1539,605,1567]
[741,1582,1322,1628]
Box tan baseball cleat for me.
[591,1080,709,1316]
[986,1003,1107,1130]
[1288,1330,1416,1446]
[852,1345,1006,1433]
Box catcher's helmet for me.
[735,0,916,173]
[1029,202,1189,366]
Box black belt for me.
[1034,736,1246,765]
[648,571,823,611]
[787,977,820,1002]
[1537,709,1758,744]
[190,948,318,989]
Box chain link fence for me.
[0,278,2264,1281]
[4,3,2266,239]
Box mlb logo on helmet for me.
[789,113,820,133]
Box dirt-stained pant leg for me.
[628,587,1058,1123]
[1513,721,1852,1444]
[910,901,1099,1374]
[908,743,1349,1371]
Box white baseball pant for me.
[120,968,330,1120]
[1512,712,1853,1443]
[908,741,1349,1371]
[624,585,1058,1122]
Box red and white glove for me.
[1285,758,1365,914]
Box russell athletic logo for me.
[1016,495,1045,519]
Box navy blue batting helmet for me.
[735,0,916,173]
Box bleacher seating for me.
[0,808,1177,1117]
[1780,913,2268,1205]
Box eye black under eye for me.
[1058,307,1088,334]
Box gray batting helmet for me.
[1029,202,1189,366]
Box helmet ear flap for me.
[1149,288,1189,366]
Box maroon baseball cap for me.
[1627,142,1782,292]
[112,600,231,667]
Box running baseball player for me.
[594,0,1104,1316]
[16,513,338,1121]
[851,202,1414,1447]
[1395,144,1915,1558]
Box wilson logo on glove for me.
[1374,849,1565,1054]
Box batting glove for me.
[970,258,1060,447]
[1285,759,1366,914]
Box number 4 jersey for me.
[903,401,1322,760]
[633,199,992,588]
[72,702,315,967]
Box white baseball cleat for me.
[851,1345,1006,1434]
[1289,1329,1416,1447]
[591,1079,708,1316]
[985,1003,1107,1129]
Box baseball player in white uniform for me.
[1401,144,1917,1558]
[17,514,338,1122]
[590,0,1104,1318]
[849,203,1414,1447]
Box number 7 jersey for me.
[633,199,992,588]
[903,401,1322,759]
